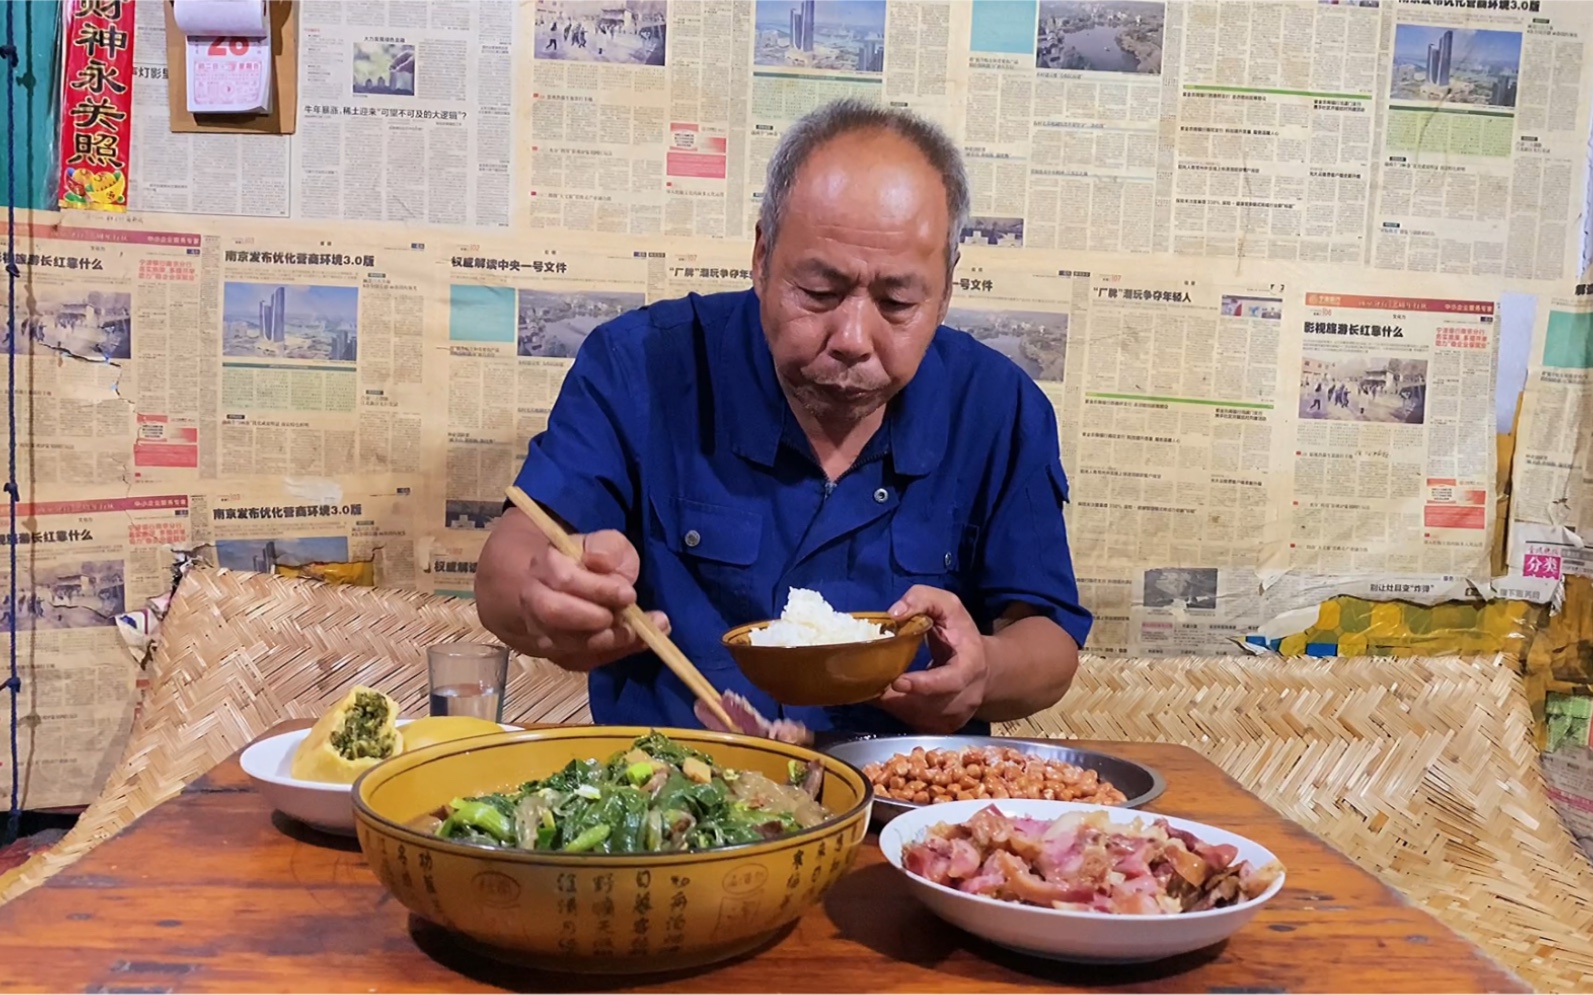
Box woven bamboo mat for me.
[997,653,1593,993]
[0,563,589,905]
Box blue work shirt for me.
[512,288,1091,736]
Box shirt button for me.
[944,552,953,568]
[684,529,701,548]
[873,488,889,504]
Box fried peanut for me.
[864,745,1129,807]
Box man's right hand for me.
[476,507,669,673]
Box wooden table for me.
[0,725,1528,994]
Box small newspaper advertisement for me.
[432,236,652,538]
[211,230,433,484]
[1270,286,1497,600]
[188,478,422,589]
[4,220,206,490]
[1499,282,1593,603]
[0,491,193,811]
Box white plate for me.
[239,718,518,836]
[879,798,1287,965]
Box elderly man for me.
[475,98,1090,738]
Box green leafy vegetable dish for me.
[411,732,832,854]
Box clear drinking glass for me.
[427,643,510,721]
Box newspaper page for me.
[430,236,652,540]
[1171,0,1383,263]
[188,478,421,588]
[1060,256,1285,655]
[210,229,433,485]
[1498,282,1593,603]
[1268,283,1498,603]
[1542,691,1593,862]
[1369,0,1593,281]
[962,0,1177,256]
[128,0,292,218]
[4,219,205,491]
[0,492,193,810]
[290,0,516,227]
[521,0,962,240]
[739,0,962,236]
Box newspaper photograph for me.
[213,231,433,484]
[434,237,651,537]
[1370,1,1593,281]
[4,221,205,490]
[0,491,193,810]
[128,0,293,218]
[292,0,517,227]
[1274,287,1497,588]
[1129,564,1261,657]
[187,478,422,589]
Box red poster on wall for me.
[58,0,134,212]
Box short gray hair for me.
[759,98,970,275]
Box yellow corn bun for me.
[289,686,402,784]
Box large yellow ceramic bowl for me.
[722,612,933,707]
[352,725,873,974]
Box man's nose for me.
[827,296,878,363]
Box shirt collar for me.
[717,289,950,479]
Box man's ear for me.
[937,248,960,323]
[751,223,769,296]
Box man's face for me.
[752,129,954,429]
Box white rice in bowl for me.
[748,588,887,647]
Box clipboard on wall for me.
[163,0,298,134]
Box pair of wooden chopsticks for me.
[504,486,737,731]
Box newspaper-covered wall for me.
[8,0,1593,809]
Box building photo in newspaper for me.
[12,3,1593,987]
[755,0,887,74]
[222,283,360,363]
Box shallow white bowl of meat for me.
[880,798,1286,964]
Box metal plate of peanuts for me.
[821,735,1166,825]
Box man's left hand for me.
[874,585,987,735]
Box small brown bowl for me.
[721,612,933,707]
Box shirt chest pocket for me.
[655,495,764,606]
[889,505,976,593]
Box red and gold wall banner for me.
[58,0,133,212]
